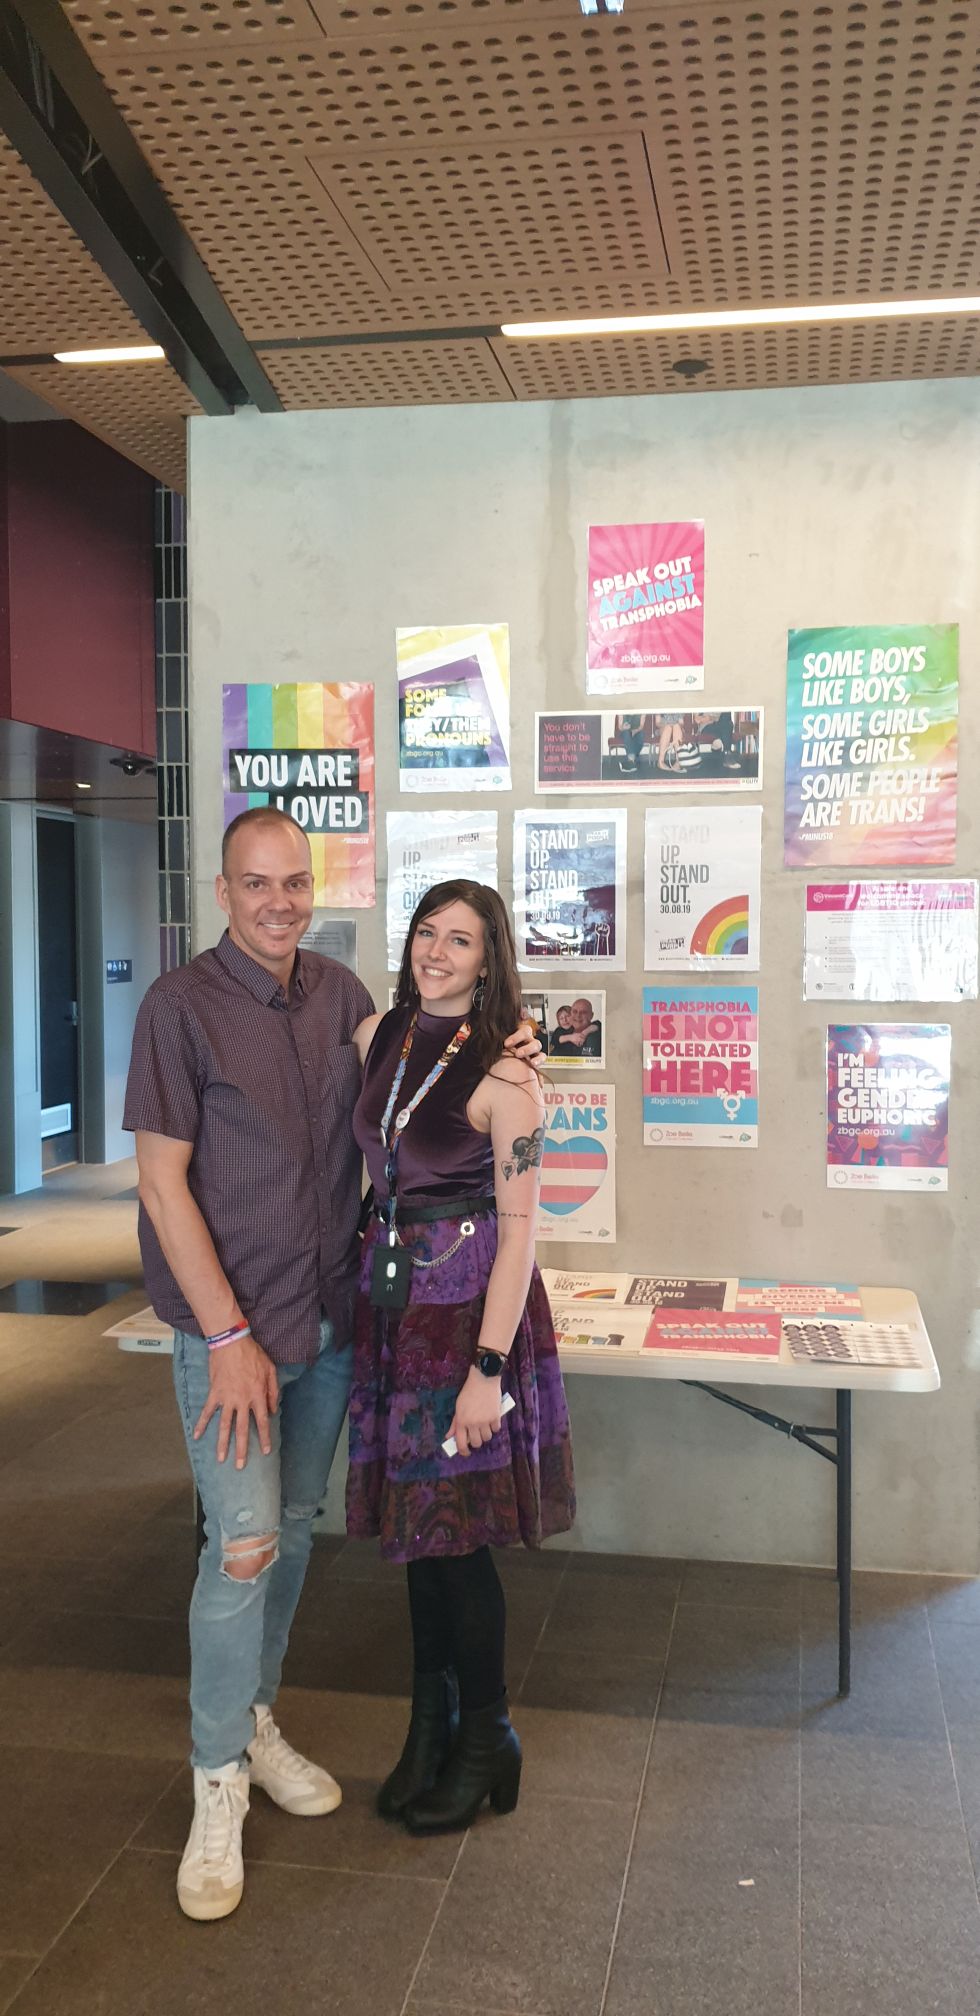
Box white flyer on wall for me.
[644,807,762,970]
[804,882,979,1003]
[513,809,627,971]
[386,811,498,969]
[535,1083,616,1243]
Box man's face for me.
[216,822,314,974]
[570,999,594,1031]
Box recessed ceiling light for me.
[53,346,166,365]
[75,782,92,790]
[500,295,980,340]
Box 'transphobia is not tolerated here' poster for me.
[642,985,759,1148]
[397,624,511,792]
[826,1023,950,1192]
[586,522,705,694]
[513,809,627,971]
[783,625,958,867]
[644,807,762,971]
[223,682,375,908]
[385,811,498,969]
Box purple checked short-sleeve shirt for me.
[123,932,374,1366]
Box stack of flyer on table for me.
[540,1270,871,1362]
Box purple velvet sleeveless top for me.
[353,1006,495,1206]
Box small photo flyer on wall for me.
[536,710,763,792]
[536,1083,616,1244]
[386,810,498,969]
[642,984,759,1148]
[586,522,705,694]
[300,915,357,971]
[397,624,511,792]
[783,625,958,868]
[513,809,627,970]
[644,806,762,970]
[803,881,978,1003]
[826,1023,950,1192]
[223,682,375,908]
[521,990,606,1068]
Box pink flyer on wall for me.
[586,522,705,694]
[826,1023,950,1193]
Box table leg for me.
[836,1390,852,1696]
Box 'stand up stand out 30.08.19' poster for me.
[586,523,705,694]
[826,1023,950,1192]
[644,807,762,970]
[643,985,759,1148]
[513,810,627,971]
[223,682,375,907]
[784,625,958,867]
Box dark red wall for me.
[1,421,156,756]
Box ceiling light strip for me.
[500,297,980,340]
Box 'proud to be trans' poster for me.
[783,625,958,868]
[586,522,705,694]
[644,807,762,970]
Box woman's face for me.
[410,900,487,1016]
[555,1006,572,1029]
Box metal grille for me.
[154,485,191,971]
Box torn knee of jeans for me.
[282,1500,320,1525]
[220,1530,279,1583]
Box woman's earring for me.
[472,975,487,1011]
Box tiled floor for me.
[1,1165,979,2014]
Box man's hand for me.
[193,1334,279,1469]
[448,1367,503,1459]
[504,1021,543,1065]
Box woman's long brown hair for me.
[393,879,525,1076]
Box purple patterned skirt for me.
[346,1211,576,1563]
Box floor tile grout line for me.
[131,1844,449,1883]
[924,1607,980,1907]
[2,1758,187,2013]
[397,1832,470,2016]
[595,1587,681,2016]
[510,1545,573,1699]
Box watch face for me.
[479,1350,504,1376]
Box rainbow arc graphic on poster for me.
[689,895,750,959]
[222,682,376,909]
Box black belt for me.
[372,1193,497,1228]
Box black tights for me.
[406,1549,507,1711]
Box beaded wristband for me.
[207,1321,251,1352]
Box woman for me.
[347,880,576,1834]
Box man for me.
[125,807,369,1921]
[551,998,602,1059]
[126,807,536,1923]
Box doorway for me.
[36,813,79,1170]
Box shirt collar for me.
[214,929,308,1006]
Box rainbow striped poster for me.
[535,1084,616,1243]
[644,807,762,971]
[223,683,375,908]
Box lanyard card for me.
[370,1242,412,1310]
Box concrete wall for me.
[78,818,160,1163]
[187,380,980,1573]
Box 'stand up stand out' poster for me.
[643,985,759,1148]
[223,682,375,907]
[784,625,958,867]
[586,522,705,694]
[826,1023,950,1192]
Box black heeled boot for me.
[403,1695,521,1834]
[377,1670,459,1820]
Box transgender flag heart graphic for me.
[539,1132,608,1216]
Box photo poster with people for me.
[397,624,511,792]
[535,1083,616,1243]
[642,984,759,1148]
[520,990,606,1068]
[535,710,763,791]
[784,624,958,868]
[644,806,763,971]
[386,810,498,969]
[222,682,376,907]
[586,521,705,694]
[804,881,979,1003]
[513,809,627,971]
[826,1022,950,1192]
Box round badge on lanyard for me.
[394,1109,412,1132]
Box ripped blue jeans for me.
[173,1320,353,1771]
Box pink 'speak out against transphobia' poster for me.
[587,522,705,694]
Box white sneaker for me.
[247,1704,343,1816]
[177,1763,249,1922]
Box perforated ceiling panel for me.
[0,134,146,351]
[4,360,197,490]
[258,338,512,405]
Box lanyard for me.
[380,1012,472,1242]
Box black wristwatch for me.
[475,1349,507,1378]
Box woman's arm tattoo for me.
[501,1125,545,1181]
